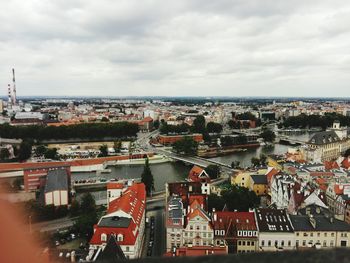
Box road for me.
[32,216,78,233]
[143,198,166,258]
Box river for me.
[74,131,312,200]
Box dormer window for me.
[117,234,124,242]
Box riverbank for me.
[198,143,260,158]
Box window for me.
[317,233,320,237]
[242,241,246,246]
[275,241,278,247]
[268,241,271,246]
[323,241,327,247]
[288,241,291,247]
[296,240,299,247]
[341,241,347,247]
[101,233,107,242]
[331,233,335,237]
[117,234,123,242]
[247,241,250,246]
[303,240,306,246]
[203,226,206,230]
[126,246,129,252]
[281,240,284,246]
[330,241,334,247]
[261,241,264,246]
[238,241,242,246]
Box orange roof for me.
[107,182,124,190]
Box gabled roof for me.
[212,211,257,234]
[255,209,294,233]
[188,165,210,183]
[44,169,68,193]
[250,174,267,185]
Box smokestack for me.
[12,68,16,105]
[7,84,11,104]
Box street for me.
[142,198,166,257]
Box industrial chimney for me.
[12,68,16,105]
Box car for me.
[148,241,153,247]
[55,241,60,246]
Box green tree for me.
[113,140,122,153]
[205,165,220,179]
[69,199,80,217]
[35,145,47,156]
[153,120,160,129]
[251,157,261,167]
[74,193,98,239]
[260,154,267,165]
[192,115,206,133]
[44,148,58,160]
[0,148,10,160]
[99,144,108,157]
[18,140,33,161]
[231,161,240,169]
[206,122,223,133]
[260,129,276,142]
[173,137,198,155]
[208,194,225,212]
[344,149,350,157]
[141,158,154,196]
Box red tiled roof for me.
[309,172,334,177]
[342,158,350,169]
[188,165,210,183]
[212,211,257,233]
[266,168,280,185]
[324,161,340,170]
[107,182,124,190]
[90,183,146,246]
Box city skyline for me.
[1,0,350,97]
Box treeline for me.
[0,122,139,141]
[282,113,350,129]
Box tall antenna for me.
[12,68,16,105]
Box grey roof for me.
[255,209,294,232]
[250,174,267,184]
[99,216,131,228]
[308,131,340,145]
[168,197,183,219]
[44,169,68,193]
[290,215,350,231]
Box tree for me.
[153,120,160,129]
[101,117,109,122]
[260,154,267,165]
[205,165,220,179]
[69,199,80,217]
[99,144,108,157]
[18,140,33,161]
[35,145,47,156]
[251,157,261,167]
[208,185,260,212]
[173,137,198,155]
[44,148,58,160]
[113,140,122,153]
[74,193,98,239]
[141,158,154,196]
[208,194,225,212]
[0,148,10,160]
[206,122,223,133]
[231,161,240,169]
[192,115,206,133]
[260,129,276,142]
[344,148,350,157]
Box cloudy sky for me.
[1,0,350,97]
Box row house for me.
[326,182,350,220]
[270,174,296,209]
[212,210,258,253]
[255,208,295,252]
[89,183,146,259]
[291,205,350,249]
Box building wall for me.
[182,216,213,246]
[258,232,295,252]
[295,231,350,249]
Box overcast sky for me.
[1,0,350,97]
